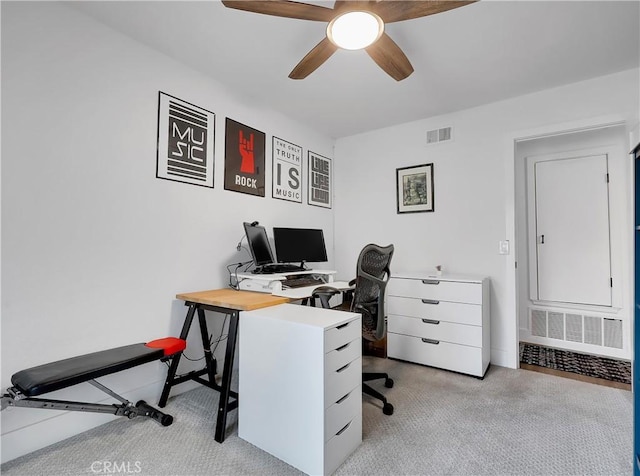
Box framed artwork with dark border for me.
[272,137,302,203]
[156,91,215,188]
[308,151,331,209]
[224,118,266,197]
[396,163,434,213]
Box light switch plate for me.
[499,240,510,255]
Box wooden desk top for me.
[176,288,291,311]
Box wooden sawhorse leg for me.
[214,309,239,443]
[158,302,239,443]
[158,304,217,407]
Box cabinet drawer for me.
[388,314,482,347]
[325,357,361,406]
[388,333,484,376]
[325,317,360,352]
[325,386,361,443]
[389,278,482,304]
[325,412,362,476]
[326,338,360,374]
[388,296,482,326]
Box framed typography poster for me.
[156,92,215,188]
[272,137,302,203]
[224,118,266,196]
[308,151,331,208]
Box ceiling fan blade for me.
[372,1,476,23]
[221,0,335,21]
[333,1,378,14]
[289,38,338,79]
[365,33,414,81]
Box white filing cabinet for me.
[239,304,362,476]
[387,273,490,377]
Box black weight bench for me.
[1,337,186,426]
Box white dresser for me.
[387,273,490,378]
[239,303,362,476]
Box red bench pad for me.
[12,338,185,397]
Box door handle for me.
[422,279,440,285]
[421,299,440,305]
[538,234,545,244]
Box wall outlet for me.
[499,240,510,255]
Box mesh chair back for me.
[351,244,394,341]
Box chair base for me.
[363,372,394,415]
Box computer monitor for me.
[273,227,328,266]
[243,222,275,267]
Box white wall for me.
[334,68,640,369]
[1,2,335,462]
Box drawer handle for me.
[422,319,440,325]
[336,342,350,352]
[336,421,351,436]
[336,322,350,330]
[421,299,440,305]
[336,391,351,404]
[422,279,440,285]
[336,362,351,373]
[421,338,440,345]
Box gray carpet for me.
[1,358,633,475]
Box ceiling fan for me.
[221,0,476,81]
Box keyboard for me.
[283,276,325,289]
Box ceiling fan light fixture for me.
[326,11,384,50]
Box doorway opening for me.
[514,124,632,380]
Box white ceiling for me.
[69,0,640,138]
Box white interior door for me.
[534,154,612,306]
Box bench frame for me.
[1,338,185,426]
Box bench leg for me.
[2,384,173,426]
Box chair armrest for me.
[311,286,342,308]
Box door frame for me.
[503,114,628,369]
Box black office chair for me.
[313,243,395,415]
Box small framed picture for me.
[396,163,434,213]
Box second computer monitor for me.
[273,227,328,266]
[244,222,275,267]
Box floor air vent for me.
[529,308,623,349]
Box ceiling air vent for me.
[426,126,453,145]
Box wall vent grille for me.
[529,308,623,350]
[531,309,547,337]
[565,313,583,342]
[603,318,623,349]
[584,315,602,345]
[426,126,453,145]
[548,312,564,340]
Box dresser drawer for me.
[325,412,362,476]
[388,314,482,347]
[325,357,361,406]
[325,338,360,374]
[388,295,482,326]
[325,317,360,352]
[389,277,482,304]
[388,333,484,376]
[325,386,361,443]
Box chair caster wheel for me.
[383,403,394,415]
[385,378,394,388]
